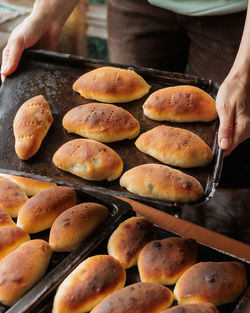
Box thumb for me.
[1,38,24,78]
[216,100,235,151]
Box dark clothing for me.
[107,0,250,187]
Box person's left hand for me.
[216,72,250,156]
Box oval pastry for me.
[120,164,203,202]
[17,186,77,233]
[143,85,217,122]
[90,282,173,313]
[138,237,197,285]
[173,261,248,306]
[49,203,109,252]
[135,125,213,168]
[107,216,157,269]
[159,302,219,313]
[0,239,52,306]
[52,255,126,313]
[0,226,30,261]
[13,95,53,160]
[73,66,151,103]
[53,139,123,181]
[0,176,28,217]
[63,103,140,143]
[0,173,56,196]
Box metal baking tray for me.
[0,49,224,212]
[0,185,132,313]
[8,210,249,313]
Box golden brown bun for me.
[90,282,173,313]
[0,173,56,196]
[53,139,123,181]
[0,226,30,261]
[135,125,213,168]
[13,95,53,160]
[63,103,140,143]
[0,176,28,217]
[73,66,151,103]
[120,164,203,202]
[49,203,109,252]
[138,237,197,285]
[159,302,219,313]
[0,239,52,306]
[143,85,217,122]
[17,186,76,233]
[52,255,126,313]
[0,208,15,227]
[107,216,157,269]
[173,261,248,306]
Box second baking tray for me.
[0,49,223,212]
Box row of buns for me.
[51,216,248,313]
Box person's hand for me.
[1,14,61,81]
[216,72,250,156]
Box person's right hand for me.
[1,13,62,81]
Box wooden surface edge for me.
[117,196,250,263]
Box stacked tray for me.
[0,49,223,213]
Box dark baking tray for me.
[0,185,132,313]
[11,210,250,313]
[0,49,224,212]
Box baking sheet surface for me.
[0,50,223,210]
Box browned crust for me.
[49,203,109,251]
[17,186,76,233]
[91,282,173,313]
[120,164,203,202]
[13,95,53,160]
[143,85,217,122]
[52,139,123,181]
[0,239,52,306]
[138,237,197,284]
[135,125,213,168]
[0,226,30,260]
[159,302,219,313]
[0,207,15,227]
[73,67,151,103]
[63,102,140,142]
[54,255,126,312]
[174,262,248,306]
[107,216,157,268]
[0,177,28,217]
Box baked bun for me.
[0,173,56,196]
[13,95,53,160]
[0,176,28,217]
[17,186,76,233]
[0,239,52,306]
[53,139,123,181]
[0,208,15,227]
[0,225,30,261]
[73,66,151,103]
[120,164,203,202]
[135,125,213,168]
[174,261,248,306]
[90,282,173,313]
[107,216,157,269]
[62,102,140,143]
[49,203,109,252]
[138,237,197,285]
[143,85,217,122]
[159,302,219,313]
[52,255,126,313]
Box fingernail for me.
[220,138,230,150]
[0,64,9,74]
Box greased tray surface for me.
[0,50,223,211]
[16,211,250,313]
[0,186,131,313]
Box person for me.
[1,0,250,185]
